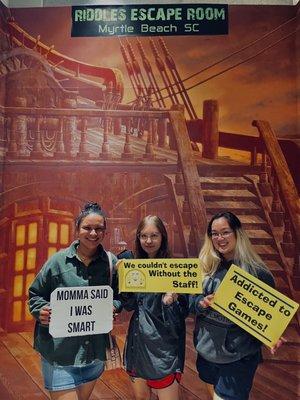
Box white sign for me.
[49,285,113,338]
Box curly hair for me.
[75,202,106,229]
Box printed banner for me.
[49,286,113,338]
[71,4,228,37]
[118,258,202,293]
[212,265,299,347]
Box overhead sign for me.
[212,265,299,347]
[118,258,202,293]
[49,286,113,338]
[71,4,228,37]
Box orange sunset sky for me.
[7,4,299,139]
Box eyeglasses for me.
[211,230,233,239]
[81,226,106,234]
[139,233,161,242]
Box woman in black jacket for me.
[190,211,285,400]
[121,215,189,400]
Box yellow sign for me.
[212,264,299,347]
[118,258,202,294]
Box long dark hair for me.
[200,211,267,276]
[207,211,241,238]
[135,215,171,258]
[75,202,106,229]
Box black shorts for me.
[196,351,262,400]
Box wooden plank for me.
[256,363,300,396]
[169,106,207,251]
[262,344,300,363]
[203,189,256,198]
[0,340,48,400]
[181,366,210,400]
[253,366,298,400]
[3,332,124,400]
[164,174,189,256]
[0,379,15,400]
[1,333,49,396]
[100,369,134,400]
[250,384,277,400]
[8,327,299,400]
[179,386,207,400]
[253,120,300,245]
[199,176,251,185]
[270,362,300,379]
[206,200,260,211]
[19,330,33,344]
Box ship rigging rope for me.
[180,15,297,85]
[170,28,299,97]
[126,17,297,104]
[126,25,297,104]
[129,17,298,103]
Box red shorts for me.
[147,372,182,389]
[128,371,182,389]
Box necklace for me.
[76,248,92,263]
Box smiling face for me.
[211,217,237,261]
[139,222,162,259]
[76,213,106,254]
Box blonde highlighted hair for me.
[200,212,268,277]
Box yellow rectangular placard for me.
[118,258,202,294]
[212,264,299,347]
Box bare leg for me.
[156,379,179,400]
[213,392,224,400]
[77,379,97,400]
[130,377,151,400]
[206,383,214,397]
[49,389,78,400]
[49,379,97,400]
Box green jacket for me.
[28,240,121,366]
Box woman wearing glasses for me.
[28,202,121,400]
[190,211,285,400]
[121,215,189,400]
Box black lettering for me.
[74,305,92,316]
[149,270,158,277]
[124,262,134,269]
[67,321,96,333]
[235,291,243,301]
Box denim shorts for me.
[41,357,105,391]
[196,351,262,400]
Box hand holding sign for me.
[118,258,202,294]
[39,305,51,325]
[49,286,113,338]
[270,336,287,355]
[199,294,215,308]
[212,265,299,347]
[162,293,179,305]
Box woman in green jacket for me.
[28,202,120,400]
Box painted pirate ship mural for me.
[0,3,299,399]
